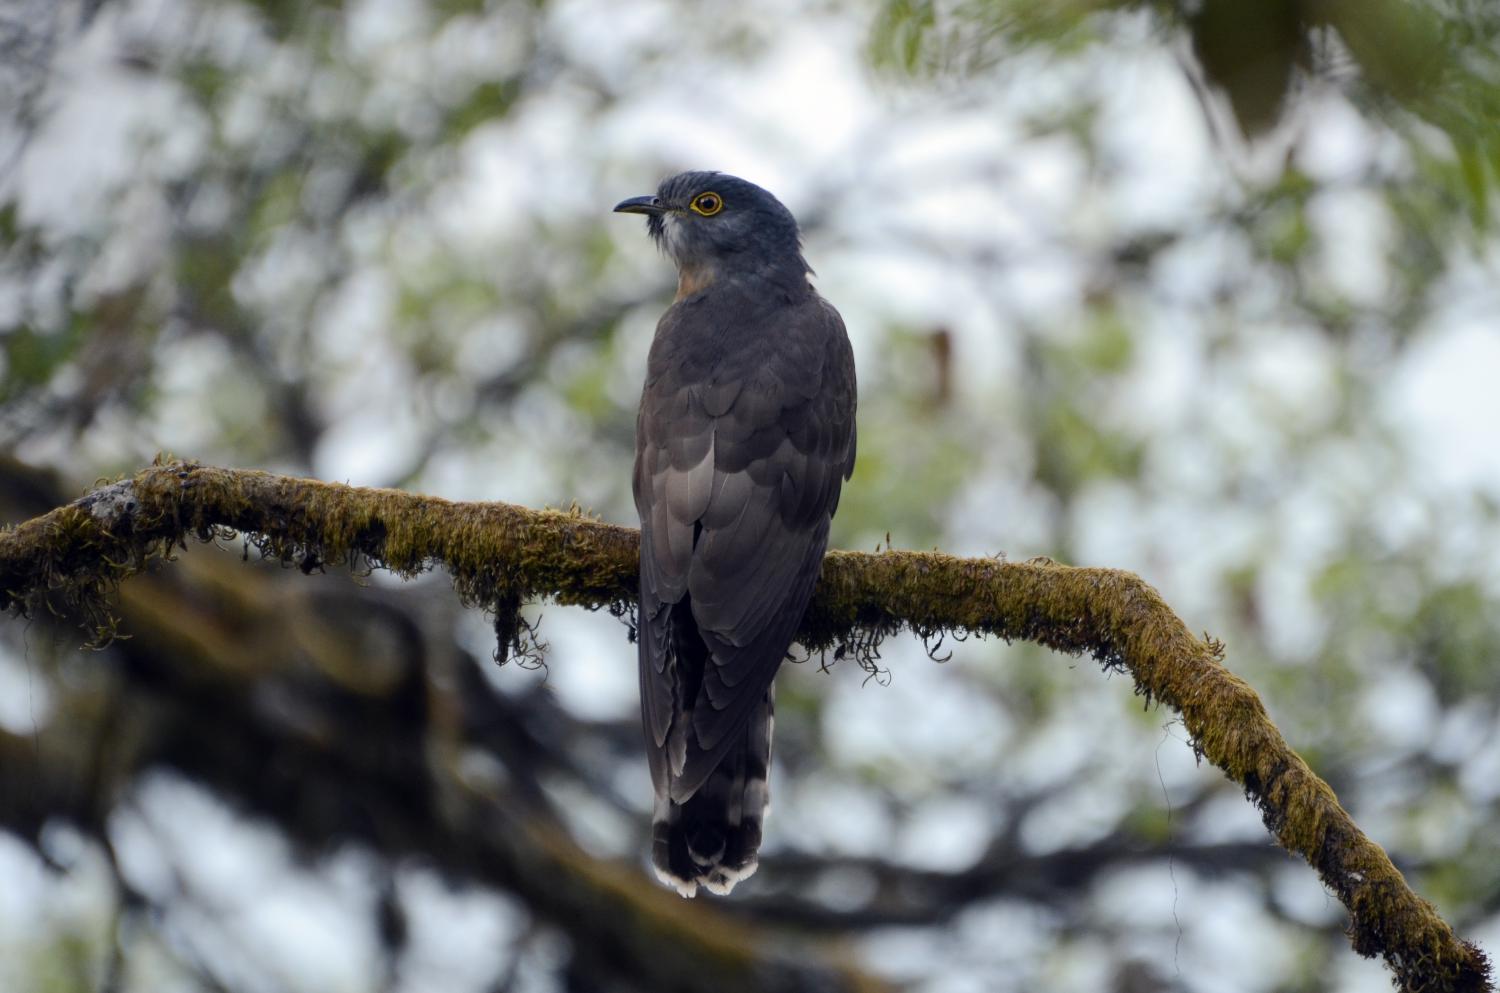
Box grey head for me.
[613,171,811,293]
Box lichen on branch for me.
[0,460,1491,993]
[2,458,639,649]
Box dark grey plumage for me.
[614,172,857,896]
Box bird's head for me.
[614,171,810,293]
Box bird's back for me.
[634,284,856,896]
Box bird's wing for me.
[634,363,708,797]
[636,295,857,802]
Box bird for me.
[613,172,857,897]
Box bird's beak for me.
[613,195,666,216]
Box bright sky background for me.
[3,1,1499,991]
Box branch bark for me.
[1,460,1492,993]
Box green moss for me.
[0,460,1491,993]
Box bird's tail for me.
[651,688,773,898]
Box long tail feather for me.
[651,688,773,897]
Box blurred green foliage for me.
[3,0,1500,990]
[872,0,1500,232]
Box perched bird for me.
[614,172,857,897]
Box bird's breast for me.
[674,262,717,301]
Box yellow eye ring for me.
[690,191,723,216]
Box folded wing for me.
[636,296,857,802]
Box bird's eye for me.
[690,192,723,216]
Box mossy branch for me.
[1,460,1491,993]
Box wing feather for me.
[636,292,857,803]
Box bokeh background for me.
[3,1,1500,991]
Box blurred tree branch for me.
[0,458,881,993]
[1,460,1493,993]
[733,836,1289,931]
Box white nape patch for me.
[652,863,699,899]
